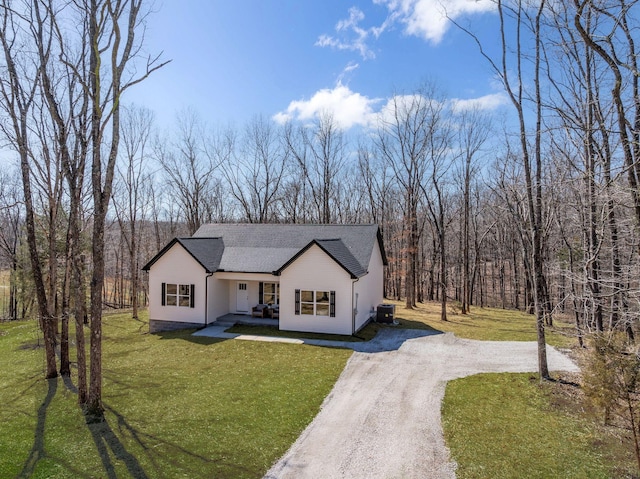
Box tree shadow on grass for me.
[86,409,149,479]
[17,377,57,478]
[95,404,260,478]
[155,329,226,346]
[392,317,443,332]
[14,377,253,478]
[62,373,78,394]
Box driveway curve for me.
[264,329,579,479]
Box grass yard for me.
[0,269,10,316]
[0,311,351,478]
[388,299,576,347]
[1,300,623,478]
[442,373,636,478]
[227,300,577,348]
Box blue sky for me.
[130,0,509,130]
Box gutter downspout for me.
[204,272,214,326]
[352,277,360,335]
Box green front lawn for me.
[442,373,635,478]
[0,312,351,478]
[1,301,625,478]
[387,300,576,347]
[227,300,576,347]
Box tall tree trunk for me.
[462,164,470,314]
[439,231,447,321]
[0,17,57,378]
[59,249,71,377]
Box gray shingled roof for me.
[177,237,225,273]
[315,239,367,278]
[193,223,385,276]
[141,237,224,273]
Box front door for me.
[236,282,249,312]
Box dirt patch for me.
[541,372,583,411]
[540,371,639,479]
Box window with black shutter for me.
[162,283,194,308]
[297,290,332,317]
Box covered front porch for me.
[213,272,280,317]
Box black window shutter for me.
[161,282,166,306]
[190,284,195,308]
[295,289,300,315]
[330,290,335,317]
[259,282,264,304]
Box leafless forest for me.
[1,0,640,417]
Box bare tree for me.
[571,0,639,341]
[30,0,93,385]
[455,0,551,378]
[0,2,58,378]
[156,109,222,234]
[420,99,455,322]
[222,115,288,223]
[113,105,154,319]
[0,169,22,321]
[82,0,168,417]
[573,0,640,234]
[456,108,492,314]
[284,112,346,223]
[375,89,436,311]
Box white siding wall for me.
[279,245,353,335]
[148,244,206,325]
[353,242,385,331]
[207,276,229,322]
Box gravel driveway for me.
[264,329,579,479]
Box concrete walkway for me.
[193,324,579,478]
[192,323,442,351]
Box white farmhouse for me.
[142,223,387,335]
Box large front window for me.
[300,290,330,316]
[263,282,279,305]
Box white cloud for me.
[375,0,495,44]
[273,83,381,129]
[337,6,366,31]
[315,6,390,59]
[317,1,496,61]
[337,61,360,84]
[374,93,427,126]
[450,92,509,112]
[274,89,507,131]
